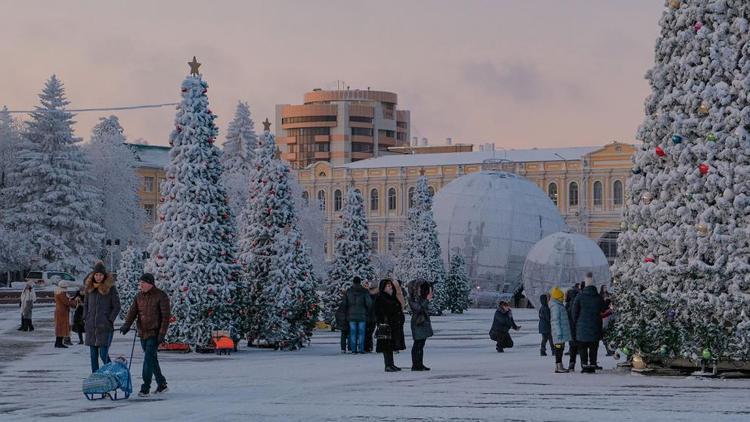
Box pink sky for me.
[1,0,663,149]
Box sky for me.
[0,0,665,149]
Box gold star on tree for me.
[262,117,271,131]
[188,56,201,75]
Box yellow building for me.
[129,141,636,265]
[296,142,635,264]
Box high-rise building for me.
[275,88,410,168]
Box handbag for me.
[375,323,392,340]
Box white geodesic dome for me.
[433,170,566,293]
[522,231,611,309]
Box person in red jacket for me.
[120,273,171,397]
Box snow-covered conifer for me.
[221,101,257,218]
[117,242,143,320]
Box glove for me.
[119,326,129,336]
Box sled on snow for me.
[82,333,137,401]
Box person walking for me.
[549,287,572,373]
[54,277,76,349]
[18,281,36,332]
[373,279,402,372]
[490,300,521,353]
[83,261,121,372]
[342,277,372,354]
[409,279,434,371]
[573,280,607,373]
[71,287,85,344]
[334,288,350,353]
[538,294,552,356]
[120,273,171,397]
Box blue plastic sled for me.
[82,331,136,401]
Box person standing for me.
[490,301,520,353]
[373,279,402,372]
[83,261,121,372]
[364,280,379,353]
[71,287,85,344]
[549,287,572,373]
[573,280,606,373]
[564,286,580,370]
[409,280,434,371]
[18,281,36,332]
[334,288,349,353]
[390,279,407,354]
[342,277,372,354]
[538,294,552,356]
[53,277,75,349]
[120,273,171,397]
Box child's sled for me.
[82,331,137,401]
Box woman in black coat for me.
[409,280,434,371]
[374,279,402,372]
[71,288,86,344]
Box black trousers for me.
[340,330,349,351]
[411,339,426,367]
[540,334,553,353]
[568,341,578,365]
[365,322,375,352]
[577,341,598,366]
[554,343,565,364]
[382,341,394,368]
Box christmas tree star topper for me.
[262,117,271,131]
[188,56,201,75]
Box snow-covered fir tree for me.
[237,124,318,347]
[443,254,471,314]
[323,188,375,324]
[394,175,447,313]
[83,115,145,246]
[1,76,104,275]
[221,101,257,218]
[148,63,240,347]
[0,225,32,273]
[117,242,143,320]
[610,1,750,361]
[290,174,328,281]
[0,106,21,196]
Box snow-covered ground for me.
[1,305,749,422]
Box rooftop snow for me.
[127,143,170,168]
[341,146,603,169]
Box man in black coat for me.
[572,282,606,373]
[564,287,580,370]
[342,277,372,354]
[538,294,552,356]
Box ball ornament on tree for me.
[669,0,680,8]
[622,347,631,356]
[699,163,709,175]
[632,354,647,369]
[697,223,709,236]
[620,221,627,230]
[694,22,703,32]
[644,257,655,263]
[702,348,712,360]
[706,133,717,142]
[655,146,666,157]
[699,102,709,114]
[671,134,683,144]
[641,191,653,204]
[632,167,642,175]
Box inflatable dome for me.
[433,171,565,293]
[522,231,612,309]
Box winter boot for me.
[496,347,504,353]
[54,337,68,348]
[155,384,169,394]
[64,337,73,346]
[540,349,548,356]
[555,363,568,373]
[568,362,576,372]
[581,365,595,374]
[385,366,399,372]
[18,318,25,331]
[28,321,34,331]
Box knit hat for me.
[93,261,107,275]
[550,287,565,302]
[139,273,155,285]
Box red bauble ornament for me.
[208,288,215,294]
[160,197,165,203]
[159,215,165,222]
[169,316,176,323]
[208,137,215,144]
[694,21,703,32]
[202,89,207,94]
[699,163,709,175]
[182,286,189,292]
[207,308,214,316]
[223,213,229,219]
[655,146,666,157]
[644,257,654,263]
[157,255,164,260]
[208,109,212,114]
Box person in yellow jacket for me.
[549,287,572,373]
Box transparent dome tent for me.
[522,231,611,309]
[433,169,565,294]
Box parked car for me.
[23,271,83,290]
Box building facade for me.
[275,89,410,169]
[296,142,635,265]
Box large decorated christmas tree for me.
[236,120,318,348]
[610,1,750,362]
[148,58,241,347]
[394,174,447,313]
[323,188,375,325]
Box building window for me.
[282,115,337,124]
[593,181,603,207]
[397,121,408,129]
[378,129,395,138]
[613,180,623,206]
[370,189,379,211]
[388,232,395,251]
[388,188,397,210]
[334,189,342,211]
[351,142,373,153]
[351,127,373,137]
[317,190,326,212]
[548,183,558,206]
[316,142,330,152]
[408,187,416,208]
[144,176,154,193]
[371,231,379,251]
[349,116,373,123]
[302,191,309,205]
[143,204,155,222]
[159,178,166,192]
[428,186,435,197]
[569,182,579,207]
[598,231,620,266]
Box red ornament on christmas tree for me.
[699,163,709,175]
[182,286,189,292]
[694,21,703,32]
[170,316,177,323]
[644,257,655,263]
[655,146,666,157]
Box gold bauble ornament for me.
[699,102,709,114]
[697,223,709,236]
[669,0,680,9]
[641,191,653,204]
[632,354,647,370]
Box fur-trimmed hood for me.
[85,272,115,295]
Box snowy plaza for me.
[1,305,748,422]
